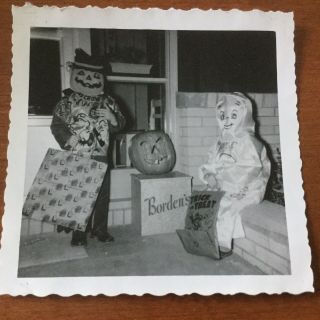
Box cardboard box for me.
[131,171,192,236]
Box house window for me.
[28,38,62,115]
[91,29,171,167]
[91,29,167,133]
[178,31,277,93]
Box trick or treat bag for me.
[177,190,224,260]
[22,148,108,232]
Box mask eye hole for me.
[220,111,225,121]
[77,70,85,76]
[94,72,101,79]
[231,112,237,119]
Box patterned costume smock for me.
[51,89,125,160]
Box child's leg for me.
[90,168,113,242]
[216,194,246,251]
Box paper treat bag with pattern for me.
[22,148,108,231]
[177,190,224,260]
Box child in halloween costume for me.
[51,49,125,246]
[199,93,270,257]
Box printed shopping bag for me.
[177,190,224,260]
[22,148,108,232]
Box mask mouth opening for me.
[75,77,102,89]
[223,124,233,129]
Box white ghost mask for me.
[216,93,255,138]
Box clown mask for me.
[70,67,104,97]
[216,93,255,137]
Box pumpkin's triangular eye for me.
[77,70,85,76]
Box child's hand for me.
[65,135,79,149]
[79,129,91,142]
[95,108,117,126]
[204,173,217,189]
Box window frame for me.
[28,29,178,145]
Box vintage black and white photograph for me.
[0,6,313,295]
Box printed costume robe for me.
[51,89,125,159]
[199,93,271,250]
[50,89,125,232]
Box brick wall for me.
[235,201,290,275]
[176,92,280,186]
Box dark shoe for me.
[57,225,73,234]
[57,225,64,233]
[219,247,233,259]
[91,228,114,243]
[64,227,72,234]
[71,230,87,246]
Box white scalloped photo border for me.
[0,4,313,296]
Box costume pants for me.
[86,157,110,233]
[216,193,254,250]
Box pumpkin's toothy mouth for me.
[75,77,102,89]
[144,155,168,165]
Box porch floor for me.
[18,225,264,277]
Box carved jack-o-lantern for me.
[70,67,104,97]
[129,131,176,175]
